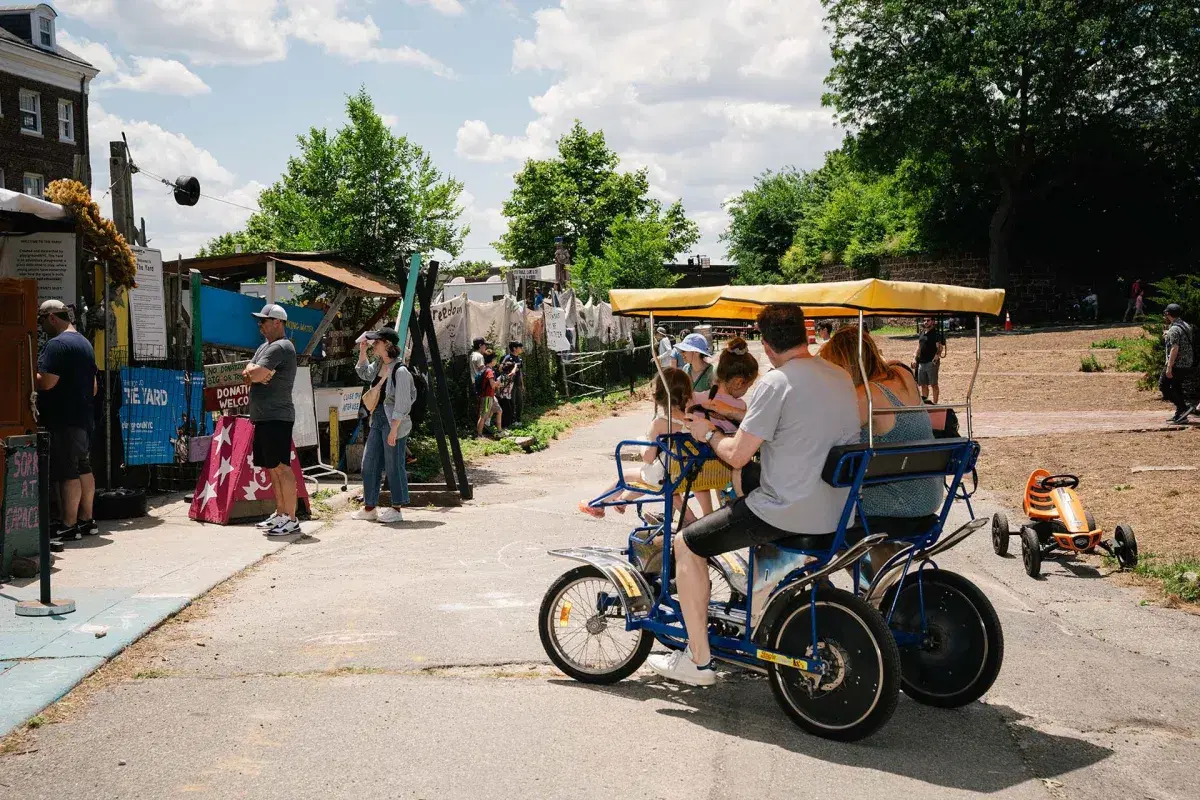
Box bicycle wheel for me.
[539,565,652,684]
[767,587,901,742]
[881,569,1004,708]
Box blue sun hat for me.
[674,333,711,356]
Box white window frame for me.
[19,89,41,136]
[58,99,74,143]
[38,15,54,49]
[23,173,45,198]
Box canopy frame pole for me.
[965,315,981,440]
[859,310,873,447]
[650,312,671,434]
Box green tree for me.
[720,168,812,284]
[572,208,692,300]
[443,260,494,281]
[496,121,698,268]
[821,0,1200,287]
[200,88,467,280]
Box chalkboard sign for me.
[1,435,40,578]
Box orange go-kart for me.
[992,469,1138,578]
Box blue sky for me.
[50,0,842,264]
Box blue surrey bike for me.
[537,280,1007,741]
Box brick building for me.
[0,3,97,196]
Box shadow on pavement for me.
[552,677,1111,793]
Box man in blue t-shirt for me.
[36,300,99,539]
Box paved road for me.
[2,403,1198,799]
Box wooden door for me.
[0,279,38,438]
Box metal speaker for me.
[173,175,201,206]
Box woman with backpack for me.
[353,329,417,524]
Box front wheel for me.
[539,565,652,684]
[1021,527,1042,578]
[880,570,1004,708]
[767,587,901,742]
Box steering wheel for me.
[1037,474,1079,490]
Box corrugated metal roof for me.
[179,252,404,297]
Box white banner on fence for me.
[130,247,169,359]
[292,366,319,449]
[546,307,570,352]
[430,294,468,357]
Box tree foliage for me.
[821,0,1200,287]
[720,168,811,284]
[496,121,698,270]
[443,260,494,281]
[200,88,468,280]
[571,208,688,300]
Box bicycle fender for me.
[548,547,654,619]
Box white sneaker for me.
[376,507,404,524]
[647,647,717,686]
[267,517,301,537]
[255,512,281,529]
[351,507,377,521]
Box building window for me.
[19,90,41,135]
[38,16,54,48]
[59,100,74,142]
[24,174,45,198]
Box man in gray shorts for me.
[914,317,946,404]
[646,304,860,686]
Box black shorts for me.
[49,427,92,481]
[252,420,294,470]
[681,460,789,557]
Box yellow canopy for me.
[609,279,1005,320]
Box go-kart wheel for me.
[880,570,1004,708]
[992,512,1010,556]
[1114,524,1138,569]
[1020,527,1042,578]
[766,587,900,742]
[539,565,652,684]
[1085,510,1097,532]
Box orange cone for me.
[1005,311,1012,331]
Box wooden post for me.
[301,286,350,358]
[189,269,203,373]
[394,254,421,356]
[416,261,470,500]
[328,406,340,471]
[108,141,136,244]
[266,259,276,304]
[399,267,457,495]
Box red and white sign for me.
[188,416,310,524]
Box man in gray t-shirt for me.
[242,303,300,536]
[647,304,860,687]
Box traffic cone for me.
[1005,311,1013,332]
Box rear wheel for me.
[1114,524,1138,570]
[881,570,1004,708]
[1020,527,1042,578]
[767,587,901,742]
[991,513,1010,556]
[539,565,652,684]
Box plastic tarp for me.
[0,188,69,220]
[609,279,1006,320]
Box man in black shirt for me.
[913,317,946,404]
[36,300,99,539]
[499,341,525,426]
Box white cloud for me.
[405,0,466,16]
[379,113,401,129]
[455,0,841,258]
[60,31,211,95]
[54,0,452,75]
[90,103,264,257]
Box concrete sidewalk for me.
[0,491,345,737]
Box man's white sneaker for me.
[255,512,281,529]
[351,507,377,521]
[647,647,716,686]
[267,518,301,537]
[376,507,404,524]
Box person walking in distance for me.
[242,303,300,536]
[1160,304,1195,425]
[913,317,946,404]
[35,300,98,540]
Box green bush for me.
[1133,274,1200,386]
[1079,354,1104,373]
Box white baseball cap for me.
[252,303,288,322]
